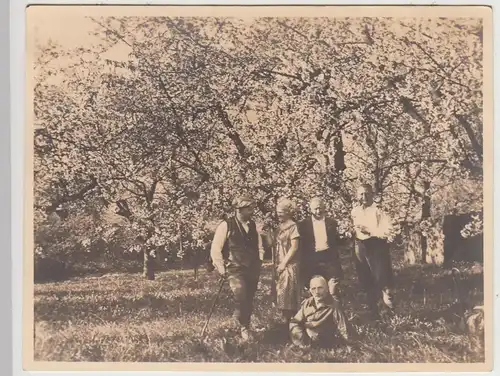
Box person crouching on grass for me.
[289,275,353,349]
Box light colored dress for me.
[274,220,301,311]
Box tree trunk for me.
[143,247,155,280]
[193,248,199,281]
[426,226,445,265]
[404,225,421,265]
[420,181,431,263]
[177,222,185,267]
[333,130,346,172]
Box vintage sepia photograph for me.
[25,5,493,372]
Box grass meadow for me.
[34,250,484,363]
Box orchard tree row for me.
[33,17,484,271]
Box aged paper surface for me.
[24,4,493,372]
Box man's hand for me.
[259,247,266,262]
[215,264,227,279]
[277,262,286,275]
[356,225,371,236]
[328,278,341,297]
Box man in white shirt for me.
[298,197,344,299]
[351,184,395,319]
[210,195,265,341]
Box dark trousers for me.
[226,262,261,328]
[304,248,344,296]
[353,238,394,311]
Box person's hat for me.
[232,195,256,209]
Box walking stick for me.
[200,276,226,338]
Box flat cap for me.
[232,195,256,209]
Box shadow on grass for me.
[35,287,236,323]
[260,323,290,346]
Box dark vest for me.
[223,217,259,268]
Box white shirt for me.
[311,217,329,252]
[351,204,392,240]
[210,219,265,274]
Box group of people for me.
[210,184,396,347]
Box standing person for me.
[210,195,265,341]
[273,198,302,324]
[298,197,344,299]
[351,184,395,319]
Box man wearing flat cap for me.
[210,195,265,341]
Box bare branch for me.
[454,113,483,163]
[380,158,448,173]
[215,103,249,157]
[44,175,98,213]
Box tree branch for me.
[116,179,147,199]
[215,103,248,157]
[172,157,210,181]
[89,17,133,48]
[255,69,303,82]
[290,158,318,187]
[44,175,98,213]
[380,158,447,173]
[276,19,368,46]
[454,113,483,163]
[402,37,446,75]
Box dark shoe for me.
[369,308,381,321]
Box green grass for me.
[34,251,485,363]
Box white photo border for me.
[9,1,499,375]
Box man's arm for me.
[329,222,344,291]
[289,302,306,327]
[210,221,228,275]
[258,232,265,261]
[280,224,300,267]
[289,303,308,347]
[350,207,361,238]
